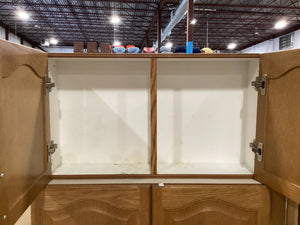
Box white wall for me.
[45,46,74,53]
[0,26,5,40]
[242,29,300,53]
[9,32,21,44]
[0,25,34,48]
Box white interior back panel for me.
[157,59,259,174]
[50,58,150,174]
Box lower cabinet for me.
[152,184,270,225]
[31,185,151,225]
[32,184,270,225]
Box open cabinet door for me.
[0,40,51,224]
[254,49,300,204]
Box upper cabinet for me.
[0,40,50,225]
[254,49,300,204]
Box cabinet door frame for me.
[0,40,51,225]
[254,49,300,204]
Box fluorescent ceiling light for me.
[227,43,237,50]
[190,19,197,25]
[111,16,121,24]
[274,20,288,29]
[113,41,121,46]
[166,42,173,48]
[49,38,58,45]
[195,8,217,12]
[17,10,30,20]
[41,40,50,47]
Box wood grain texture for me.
[270,190,285,225]
[270,190,299,225]
[87,42,98,53]
[31,185,151,225]
[0,39,50,225]
[48,53,260,58]
[151,58,157,175]
[152,184,270,225]
[73,42,84,53]
[254,49,300,204]
[51,174,254,179]
[287,198,299,225]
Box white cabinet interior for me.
[48,57,259,175]
[49,58,151,175]
[157,58,259,174]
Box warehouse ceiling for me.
[0,0,300,50]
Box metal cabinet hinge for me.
[251,74,267,95]
[250,140,263,162]
[45,75,55,94]
[47,140,57,162]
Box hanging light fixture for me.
[17,10,30,20]
[166,42,173,48]
[113,41,121,46]
[49,38,58,45]
[190,19,197,25]
[227,43,237,50]
[110,16,121,25]
[274,20,288,29]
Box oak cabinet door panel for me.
[153,184,270,225]
[32,185,151,225]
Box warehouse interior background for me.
[0,0,300,53]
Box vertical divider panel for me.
[151,58,157,175]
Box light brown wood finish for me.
[0,39,50,225]
[151,58,157,175]
[258,190,299,225]
[73,41,84,53]
[48,53,260,58]
[270,190,286,225]
[31,185,151,225]
[87,42,98,53]
[287,199,299,225]
[152,184,270,225]
[254,49,300,204]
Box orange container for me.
[126,45,135,50]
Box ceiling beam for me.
[0,2,157,13]
[193,9,299,17]
[194,3,300,10]
[140,0,168,48]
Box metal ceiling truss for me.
[0,0,299,50]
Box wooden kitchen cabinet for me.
[31,185,151,225]
[0,39,299,225]
[152,184,270,225]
